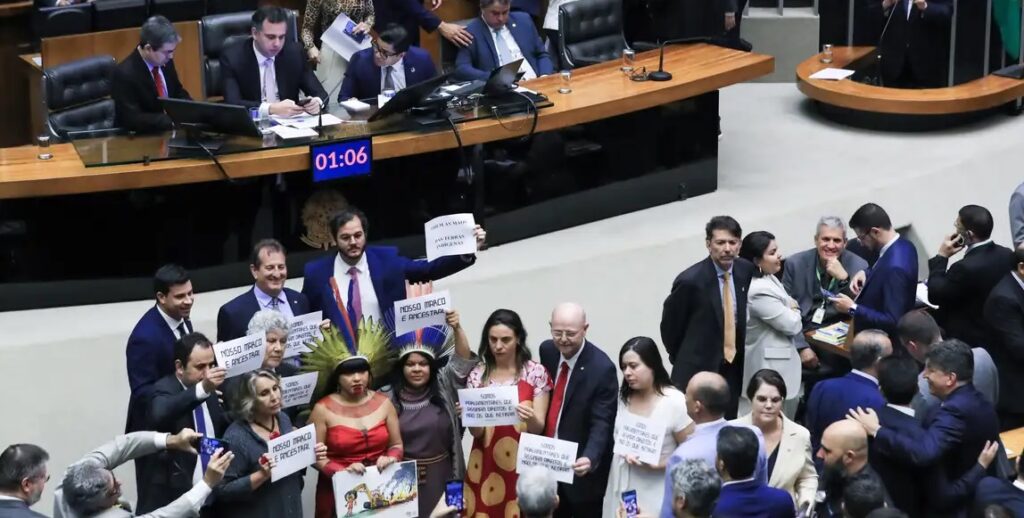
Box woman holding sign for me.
[464,309,552,518]
[215,369,329,518]
[603,337,694,517]
[223,311,301,417]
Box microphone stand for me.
[648,36,712,81]
[876,0,900,86]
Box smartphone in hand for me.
[621,489,639,518]
[445,480,464,511]
[198,437,231,456]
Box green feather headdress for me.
[300,318,397,399]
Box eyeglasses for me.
[372,42,400,58]
[551,330,581,340]
[627,66,648,81]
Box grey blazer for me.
[54,432,205,518]
[783,248,869,335]
[1011,181,1024,248]
[743,275,804,401]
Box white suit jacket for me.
[733,414,818,508]
[742,275,803,400]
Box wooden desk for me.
[0,44,774,199]
[0,0,31,17]
[1002,427,1024,461]
[804,321,854,359]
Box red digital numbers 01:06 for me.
[314,145,369,171]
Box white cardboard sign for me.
[280,372,319,408]
[393,290,450,336]
[612,412,666,465]
[457,386,520,427]
[424,213,476,261]
[517,433,579,484]
[213,334,265,378]
[267,424,317,482]
[285,311,323,358]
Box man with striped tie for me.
[112,16,192,133]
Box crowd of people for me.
[3,199,1024,518]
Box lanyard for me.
[815,266,839,308]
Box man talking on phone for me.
[138,332,229,515]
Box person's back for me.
[711,426,794,518]
[868,357,926,517]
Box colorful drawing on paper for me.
[332,460,419,518]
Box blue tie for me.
[193,405,210,471]
[493,28,512,65]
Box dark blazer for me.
[869,406,926,517]
[871,0,953,87]
[974,476,1024,517]
[454,13,554,81]
[783,248,869,332]
[302,247,475,337]
[660,256,754,389]
[338,46,437,101]
[125,306,191,432]
[873,383,1000,516]
[511,0,541,16]
[538,340,618,505]
[0,499,46,518]
[712,479,795,518]
[137,374,230,514]
[853,238,919,341]
[112,49,191,133]
[983,272,1024,413]
[216,286,310,342]
[805,372,884,460]
[372,0,441,47]
[927,241,1015,348]
[220,38,329,109]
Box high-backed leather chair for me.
[558,0,625,69]
[33,3,93,40]
[439,18,473,74]
[150,0,204,22]
[199,9,298,97]
[205,0,257,15]
[42,55,121,139]
[92,0,148,31]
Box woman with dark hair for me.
[602,336,693,516]
[463,308,551,517]
[733,369,817,510]
[738,230,803,419]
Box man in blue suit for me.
[712,426,795,518]
[302,207,485,348]
[848,339,1001,516]
[831,203,919,347]
[974,455,1024,517]
[805,329,891,460]
[454,0,554,82]
[339,24,438,101]
[869,356,927,517]
[217,239,311,342]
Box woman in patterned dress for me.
[302,0,374,97]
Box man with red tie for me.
[538,302,618,517]
[112,15,192,133]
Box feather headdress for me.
[301,318,397,399]
[389,282,455,361]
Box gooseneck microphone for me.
[648,36,713,81]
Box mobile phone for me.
[820,287,837,299]
[198,437,230,456]
[621,489,639,518]
[445,480,464,511]
[953,232,966,247]
[297,97,314,106]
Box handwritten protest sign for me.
[213,334,265,378]
[280,372,319,408]
[517,433,579,484]
[268,424,317,482]
[285,311,323,358]
[613,412,666,465]
[457,386,519,427]
[424,214,476,261]
[393,290,450,336]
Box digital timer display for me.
[310,138,372,182]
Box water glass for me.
[558,70,572,94]
[621,49,636,72]
[821,44,834,64]
[37,134,52,160]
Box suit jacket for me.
[372,0,441,47]
[538,340,618,504]
[782,248,868,333]
[136,375,229,514]
[912,347,999,416]
[928,241,1015,348]
[454,14,554,81]
[53,433,206,518]
[983,272,1024,413]
[871,0,953,87]
[974,476,1024,517]
[511,0,541,15]
[1012,182,1024,248]
[338,46,437,101]
[712,479,795,518]
[743,275,804,402]
[660,256,755,389]
[805,372,884,459]
[216,286,310,342]
[733,414,817,508]
[302,246,476,334]
[112,49,191,133]
[873,383,1000,515]
[220,38,329,109]
[869,406,927,517]
[0,499,47,518]
[853,237,919,341]
[125,306,191,433]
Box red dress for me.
[315,393,391,518]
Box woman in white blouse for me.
[603,336,694,517]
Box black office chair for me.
[33,4,93,40]
[439,18,473,74]
[199,9,298,97]
[557,0,626,69]
[150,0,203,22]
[204,0,256,15]
[92,0,149,31]
[42,55,121,140]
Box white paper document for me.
[272,113,343,129]
[339,98,371,112]
[458,386,520,427]
[281,372,319,408]
[393,290,450,336]
[320,12,371,61]
[613,412,666,465]
[424,213,477,261]
[809,68,855,81]
[285,311,323,358]
[517,433,579,484]
[267,424,317,482]
[213,334,265,378]
[270,125,318,139]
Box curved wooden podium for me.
[796,47,1024,127]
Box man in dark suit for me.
[0,444,49,517]
[220,6,329,119]
[217,239,310,342]
[302,207,485,347]
[815,420,888,518]
[661,215,754,419]
[712,426,794,518]
[869,356,927,517]
[928,205,1015,348]
[538,303,617,517]
[848,339,1001,516]
[454,0,554,81]
[975,455,1024,517]
[983,247,1024,430]
[372,0,473,48]
[840,471,887,518]
[872,0,953,87]
[138,333,229,515]
[112,16,192,133]
[339,24,438,102]
[831,203,919,347]
[805,330,891,460]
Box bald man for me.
[816,420,887,518]
[539,303,618,517]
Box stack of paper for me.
[809,68,855,81]
[271,113,343,129]
[269,125,318,139]
[812,321,849,346]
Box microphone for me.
[647,36,712,81]
[876,0,900,85]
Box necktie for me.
[493,28,512,65]
[152,67,166,98]
[193,405,210,471]
[176,322,187,339]
[722,271,736,363]
[383,65,395,91]
[269,297,280,310]
[347,267,363,327]
[262,58,276,103]
[544,362,570,437]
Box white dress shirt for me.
[887,403,915,417]
[254,285,294,319]
[850,369,879,386]
[254,43,280,119]
[380,58,407,92]
[488,22,538,80]
[333,252,382,326]
[878,233,901,260]
[181,380,216,485]
[551,343,584,440]
[157,305,190,338]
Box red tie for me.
[152,67,166,98]
[545,362,570,437]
